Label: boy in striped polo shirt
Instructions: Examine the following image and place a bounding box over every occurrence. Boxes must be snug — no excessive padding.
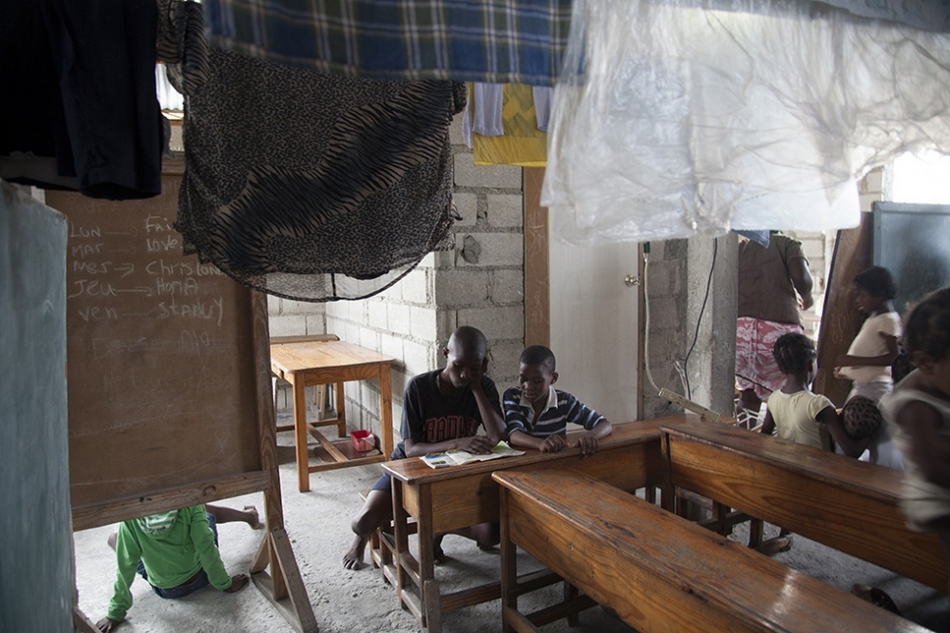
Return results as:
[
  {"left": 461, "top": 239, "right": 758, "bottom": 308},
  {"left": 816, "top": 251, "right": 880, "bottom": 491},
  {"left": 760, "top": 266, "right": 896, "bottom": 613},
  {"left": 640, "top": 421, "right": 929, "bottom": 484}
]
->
[{"left": 503, "top": 345, "right": 612, "bottom": 456}]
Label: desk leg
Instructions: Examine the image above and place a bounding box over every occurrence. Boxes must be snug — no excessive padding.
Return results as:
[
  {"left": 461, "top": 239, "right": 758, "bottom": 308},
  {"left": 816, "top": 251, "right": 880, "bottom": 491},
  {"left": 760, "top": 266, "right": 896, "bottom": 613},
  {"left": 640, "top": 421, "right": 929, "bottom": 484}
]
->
[
  {"left": 292, "top": 377, "right": 311, "bottom": 492},
  {"left": 416, "top": 487, "right": 443, "bottom": 633},
  {"left": 334, "top": 379, "right": 347, "bottom": 438},
  {"left": 393, "top": 481, "right": 410, "bottom": 609},
  {"left": 424, "top": 579, "right": 443, "bottom": 633},
  {"left": 379, "top": 366, "right": 394, "bottom": 459},
  {"left": 500, "top": 487, "right": 516, "bottom": 633}
]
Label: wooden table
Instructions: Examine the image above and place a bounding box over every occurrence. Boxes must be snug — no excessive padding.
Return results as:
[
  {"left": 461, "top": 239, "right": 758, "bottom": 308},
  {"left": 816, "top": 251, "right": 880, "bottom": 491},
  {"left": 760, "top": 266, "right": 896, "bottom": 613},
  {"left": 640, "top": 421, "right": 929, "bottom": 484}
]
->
[
  {"left": 270, "top": 339, "right": 396, "bottom": 492},
  {"left": 660, "top": 420, "right": 948, "bottom": 592},
  {"left": 382, "top": 416, "right": 679, "bottom": 632},
  {"left": 494, "top": 469, "right": 925, "bottom": 633}
]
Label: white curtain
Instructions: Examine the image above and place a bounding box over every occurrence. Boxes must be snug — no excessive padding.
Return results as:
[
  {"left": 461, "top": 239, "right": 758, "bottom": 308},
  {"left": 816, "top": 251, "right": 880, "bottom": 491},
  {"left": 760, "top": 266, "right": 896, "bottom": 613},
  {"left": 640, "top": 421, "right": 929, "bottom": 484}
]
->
[{"left": 543, "top": 0, "right": 950, "bottom": 244}]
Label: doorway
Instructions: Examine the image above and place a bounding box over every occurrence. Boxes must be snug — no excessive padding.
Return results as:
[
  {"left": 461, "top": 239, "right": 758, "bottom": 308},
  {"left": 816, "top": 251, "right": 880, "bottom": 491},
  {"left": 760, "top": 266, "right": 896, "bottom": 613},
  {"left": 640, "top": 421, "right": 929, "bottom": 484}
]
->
[{"left": 523, "top": 168, "right": 642, "bottom": 421}]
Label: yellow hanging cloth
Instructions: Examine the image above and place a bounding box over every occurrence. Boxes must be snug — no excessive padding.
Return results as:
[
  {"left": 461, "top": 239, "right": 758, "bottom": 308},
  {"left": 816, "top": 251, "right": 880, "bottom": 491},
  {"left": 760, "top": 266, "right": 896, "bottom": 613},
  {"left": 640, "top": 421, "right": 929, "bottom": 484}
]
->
[{"left": 472, "top": 83, "right": 548, "bottom": 167}]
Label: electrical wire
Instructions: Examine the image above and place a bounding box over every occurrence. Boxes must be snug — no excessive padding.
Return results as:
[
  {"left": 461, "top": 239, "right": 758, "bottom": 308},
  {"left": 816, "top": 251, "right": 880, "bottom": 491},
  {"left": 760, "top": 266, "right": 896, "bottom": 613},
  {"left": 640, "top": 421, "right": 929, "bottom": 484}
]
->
[{"left": 642, "top": 244, "right": 661, "bottom": 394}]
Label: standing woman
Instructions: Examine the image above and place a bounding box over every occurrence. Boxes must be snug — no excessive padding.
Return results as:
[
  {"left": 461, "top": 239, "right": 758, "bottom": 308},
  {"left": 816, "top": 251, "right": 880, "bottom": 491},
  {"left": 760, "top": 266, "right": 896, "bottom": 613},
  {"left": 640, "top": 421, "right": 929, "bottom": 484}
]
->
[{"left": 835, "top": 266, "right": 903, "bottom": 469}]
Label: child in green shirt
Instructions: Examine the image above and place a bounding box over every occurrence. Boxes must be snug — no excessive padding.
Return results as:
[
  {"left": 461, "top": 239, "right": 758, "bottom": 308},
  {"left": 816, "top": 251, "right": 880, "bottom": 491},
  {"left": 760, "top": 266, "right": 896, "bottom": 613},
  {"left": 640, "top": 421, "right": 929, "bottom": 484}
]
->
[{"left": 97, "top": 504, "right": 260, "bottom": 632}]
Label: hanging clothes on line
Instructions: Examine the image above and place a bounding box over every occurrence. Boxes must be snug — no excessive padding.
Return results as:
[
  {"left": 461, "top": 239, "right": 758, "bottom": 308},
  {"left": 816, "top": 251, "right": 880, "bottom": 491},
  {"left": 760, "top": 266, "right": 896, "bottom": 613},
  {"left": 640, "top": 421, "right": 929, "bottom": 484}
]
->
[
  {"left": 463, "top": 83, "right": 552, "bottom": 168},
  {"left": 542, "top": 0, "right": 950, "bottom": 245},
  {"left": 165, "top": 0, "right": 464, "bottom": 302},
  {"left": 0, "top": 0, "right": 164, "bottom": 200},
  {"left": 201, "top": 0, "right": 571, "bottom": 86}
]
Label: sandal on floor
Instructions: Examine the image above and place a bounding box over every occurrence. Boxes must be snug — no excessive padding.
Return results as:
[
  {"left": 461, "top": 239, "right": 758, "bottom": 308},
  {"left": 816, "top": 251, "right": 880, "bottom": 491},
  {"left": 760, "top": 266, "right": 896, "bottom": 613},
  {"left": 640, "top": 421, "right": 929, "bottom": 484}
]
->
[{"left": 851, "top": 584, "right": 902, "bottom": 616}]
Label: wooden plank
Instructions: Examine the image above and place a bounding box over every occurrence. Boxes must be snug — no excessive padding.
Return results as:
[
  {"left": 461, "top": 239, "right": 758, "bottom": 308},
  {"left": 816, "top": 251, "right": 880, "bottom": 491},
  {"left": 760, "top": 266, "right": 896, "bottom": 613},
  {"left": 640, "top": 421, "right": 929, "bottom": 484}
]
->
[
  {"left": 662, "top": 422, "right": 947, "bottom": 591},
  {"left": 293, "top": 377, "right": 311, "bottom": 493},
  {"left": 523, "top": 167, "right": 550, "bottom": 349},
  {"left": 269, "top": 340, "right": 395, "bottom": 374},
  {"left": 270, "top": 334, "right": 339, "bottom": 345},
  {"left": 662, "top": 420, "right": 902, "bottom": 498},
  {"left": 72, "top": 471, "right": 271, "bottom": 531},
  {"left": 385, "top": 418, "right": 669, "bottom": 485},
  {"left": 73, "top": 605, "right": 99, "bottom": 633},
  {"left": 270, "top": 528, "right": 317, "bottom": 631},
  {"left": 815, "top": 214, "right": 873, "bottom": 407},
  {"left": 494, "top": 469, "right": 926, "bottom": 633},
  {"left": 312, "top": 428, "right": 348, "bottom": 463}
]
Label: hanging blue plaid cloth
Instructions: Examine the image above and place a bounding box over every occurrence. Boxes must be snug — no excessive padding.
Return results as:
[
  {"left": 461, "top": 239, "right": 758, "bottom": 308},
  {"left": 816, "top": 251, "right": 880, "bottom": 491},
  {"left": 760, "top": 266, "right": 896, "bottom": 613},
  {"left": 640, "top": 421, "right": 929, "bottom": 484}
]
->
[{"left": 202, "top": 0, "right": 572, "bottom": 86}]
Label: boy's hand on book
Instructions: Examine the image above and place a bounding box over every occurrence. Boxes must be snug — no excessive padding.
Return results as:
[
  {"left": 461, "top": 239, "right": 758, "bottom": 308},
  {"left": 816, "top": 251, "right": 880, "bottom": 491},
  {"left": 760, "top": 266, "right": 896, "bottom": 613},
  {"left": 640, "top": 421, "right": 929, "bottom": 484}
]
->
[{"left": 460, "top": 435, "right": 495, "bottom": 454}]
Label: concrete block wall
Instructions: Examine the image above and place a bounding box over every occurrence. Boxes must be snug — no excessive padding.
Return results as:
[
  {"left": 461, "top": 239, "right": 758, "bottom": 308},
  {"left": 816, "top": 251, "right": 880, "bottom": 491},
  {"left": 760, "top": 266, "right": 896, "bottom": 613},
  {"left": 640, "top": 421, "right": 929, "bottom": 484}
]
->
[
  {"left": 640, "top": 168, "right": 887, "bottom": 420},
  {"left": 641, "top": 237, "right": 737, "bottom": 420},
  {"left": 317, "top": 115, "right": 526, "bottom": 443}
]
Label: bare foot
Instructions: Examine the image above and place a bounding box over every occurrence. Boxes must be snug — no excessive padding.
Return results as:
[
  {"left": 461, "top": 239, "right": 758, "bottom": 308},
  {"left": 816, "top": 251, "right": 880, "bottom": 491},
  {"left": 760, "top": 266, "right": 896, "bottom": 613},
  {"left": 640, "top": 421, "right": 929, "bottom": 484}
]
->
[
  {"left": 243, "top": 506, "right": 264, "bottom": 530},
  {"left": 343, "top": 535, "right": 366, "bottom": 570},
  {"left": 432, "top": 536, "right": 449, "bottom": 565}
]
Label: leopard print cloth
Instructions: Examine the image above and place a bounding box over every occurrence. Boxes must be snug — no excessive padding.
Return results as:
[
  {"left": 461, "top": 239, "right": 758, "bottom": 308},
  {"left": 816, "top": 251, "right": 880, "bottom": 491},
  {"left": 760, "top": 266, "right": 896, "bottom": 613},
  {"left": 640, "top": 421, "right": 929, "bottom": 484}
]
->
[
  {"left": 164, "top": 1, "right": 463, "bottom": 301},
  {"left": 841, "top": 395, "right": 883, "bottom": 441}
]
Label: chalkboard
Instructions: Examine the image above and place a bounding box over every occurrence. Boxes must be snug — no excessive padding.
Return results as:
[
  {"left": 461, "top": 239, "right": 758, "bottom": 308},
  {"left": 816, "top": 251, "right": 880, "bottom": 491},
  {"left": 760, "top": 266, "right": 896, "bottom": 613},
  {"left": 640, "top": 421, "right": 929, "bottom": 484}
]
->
[
  {"left": 46, "top": 162, "right": 273, "bottom": 529},
  {"left": 1, "top": 183, "right": 73, "bottom": 633},
  {"left": 873, "top": 201, "right": 950, "bottom": 315}
]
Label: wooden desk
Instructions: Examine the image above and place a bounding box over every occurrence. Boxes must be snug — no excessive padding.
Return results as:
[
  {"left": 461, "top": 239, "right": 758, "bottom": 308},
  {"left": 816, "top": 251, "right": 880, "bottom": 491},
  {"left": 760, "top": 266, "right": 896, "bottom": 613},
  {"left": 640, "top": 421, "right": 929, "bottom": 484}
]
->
[
  {"left": 660, "top": 420, "right": 948, "bottom": 592},
  {"left": 382, "top": 416, "right": 676, "bottom": 632},
  {"left": 494, "top": 470, "right": 925, "bottom": 633},
  {"left": 270, "top": 340, "right": 396, "bottom": 492}
]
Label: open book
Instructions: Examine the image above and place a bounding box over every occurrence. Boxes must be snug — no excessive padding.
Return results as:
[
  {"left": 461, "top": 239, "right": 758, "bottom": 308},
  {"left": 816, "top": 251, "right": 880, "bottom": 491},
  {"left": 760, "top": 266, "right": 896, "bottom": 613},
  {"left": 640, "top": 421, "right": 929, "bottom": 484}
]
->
[{"left": 420, "top": 441, "right": 525, "bottom": 469}]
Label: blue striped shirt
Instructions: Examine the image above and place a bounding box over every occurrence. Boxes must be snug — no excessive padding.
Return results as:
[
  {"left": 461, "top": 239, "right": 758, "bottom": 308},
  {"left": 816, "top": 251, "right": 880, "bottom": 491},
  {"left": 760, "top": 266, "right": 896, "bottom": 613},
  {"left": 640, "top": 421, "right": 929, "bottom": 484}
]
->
[{"left": 503, "top": 386, "right": 605, "bottom": 439}]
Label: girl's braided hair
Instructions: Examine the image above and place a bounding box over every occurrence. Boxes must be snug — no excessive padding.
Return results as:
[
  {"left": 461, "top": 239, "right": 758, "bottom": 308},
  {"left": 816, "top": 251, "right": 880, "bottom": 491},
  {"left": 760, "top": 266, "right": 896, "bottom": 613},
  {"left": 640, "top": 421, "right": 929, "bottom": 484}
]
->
[
  {"left": 903, "top": 286, "right": 950, "bottom": 361},
  {"left": 772, "top": 332, "right": 816, "bottom": 375}
]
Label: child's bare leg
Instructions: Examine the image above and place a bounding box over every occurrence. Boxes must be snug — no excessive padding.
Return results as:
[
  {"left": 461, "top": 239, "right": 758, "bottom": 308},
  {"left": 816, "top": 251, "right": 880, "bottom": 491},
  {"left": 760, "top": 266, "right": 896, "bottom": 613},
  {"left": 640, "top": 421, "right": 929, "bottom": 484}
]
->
[
  {"left": 206, "top": 504, "right": 263, "bottom": 529},
  {"left": 471, "top": 521, "right": 500, "bottom": 550},
  {"left": 343, "top": 490, "right": 392, "bottom": 570},
  {"left": 443, "top": 521, "right": 500, "bottom": 551},
  {"left": 433, "top": 533, "right": 447, "bottom": 564},
  {"left": 738, "top": 388, "right": 761, "bottom": 415}
]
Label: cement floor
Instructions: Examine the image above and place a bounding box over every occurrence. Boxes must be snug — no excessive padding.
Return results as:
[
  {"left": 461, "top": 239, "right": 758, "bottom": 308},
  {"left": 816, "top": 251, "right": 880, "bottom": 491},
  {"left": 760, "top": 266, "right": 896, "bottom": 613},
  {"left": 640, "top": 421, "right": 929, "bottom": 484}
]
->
[{"left": 73, "top": 423, "right": 949, "bottom": 633}]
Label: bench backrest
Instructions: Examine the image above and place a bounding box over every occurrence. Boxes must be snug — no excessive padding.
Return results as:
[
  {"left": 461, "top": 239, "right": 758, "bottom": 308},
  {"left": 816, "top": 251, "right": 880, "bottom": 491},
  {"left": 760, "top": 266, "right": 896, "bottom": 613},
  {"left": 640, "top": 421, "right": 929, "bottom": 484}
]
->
[
  {"left": 660, "top": 420, "right": 947, "bottom": 591},
  {"left": 493, "top": 469, "right": 926, "bottom": 633}
]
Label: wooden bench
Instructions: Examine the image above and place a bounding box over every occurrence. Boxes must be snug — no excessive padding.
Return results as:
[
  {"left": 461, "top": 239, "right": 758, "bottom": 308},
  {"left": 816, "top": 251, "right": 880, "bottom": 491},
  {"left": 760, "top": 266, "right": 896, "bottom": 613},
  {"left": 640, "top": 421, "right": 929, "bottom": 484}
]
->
[
  {"left": 660, "top": 420, "right": 948, "bottom": 592},
  {"left": 493, "top": 469, "right": 927, "bottom": 633}
]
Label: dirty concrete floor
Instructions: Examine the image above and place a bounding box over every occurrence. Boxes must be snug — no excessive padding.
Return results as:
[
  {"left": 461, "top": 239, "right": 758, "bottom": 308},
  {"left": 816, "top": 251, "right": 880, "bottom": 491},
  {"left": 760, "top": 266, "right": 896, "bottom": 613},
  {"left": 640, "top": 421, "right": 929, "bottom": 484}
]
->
[{"left": 73, "top": 421, "right": 949, "bottom": 633}]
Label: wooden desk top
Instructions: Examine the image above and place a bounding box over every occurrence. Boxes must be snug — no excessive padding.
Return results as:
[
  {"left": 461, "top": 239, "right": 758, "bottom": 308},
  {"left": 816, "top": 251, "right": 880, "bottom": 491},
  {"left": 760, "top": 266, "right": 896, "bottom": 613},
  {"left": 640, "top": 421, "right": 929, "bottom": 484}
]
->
[
  {"left": 384, "top": 415, "right": 686, "bottom": 485},
  {"left": 270, "top": 339, "right": 396, "bottom": 374},
  {"left": 660, "top": 420, "right": 903, "bottom": 502},
  {"left": 494, "top": 469, "right": 926, "bottom": 633}
]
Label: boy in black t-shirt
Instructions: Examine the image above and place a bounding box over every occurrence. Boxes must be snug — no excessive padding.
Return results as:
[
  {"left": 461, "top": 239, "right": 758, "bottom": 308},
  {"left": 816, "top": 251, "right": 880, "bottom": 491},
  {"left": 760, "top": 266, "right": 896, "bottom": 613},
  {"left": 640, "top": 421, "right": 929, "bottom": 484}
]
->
[{"left": 342, "top": 326, "right": 506, "bottom": 570}]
